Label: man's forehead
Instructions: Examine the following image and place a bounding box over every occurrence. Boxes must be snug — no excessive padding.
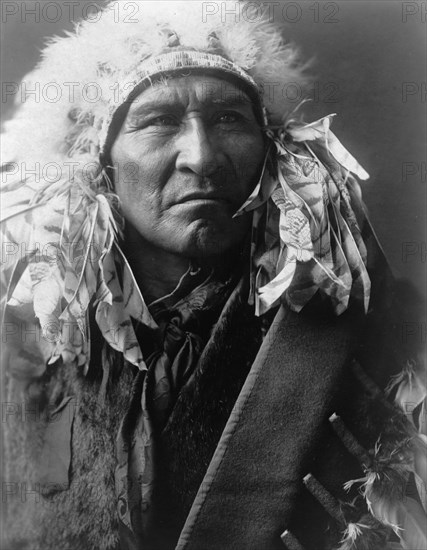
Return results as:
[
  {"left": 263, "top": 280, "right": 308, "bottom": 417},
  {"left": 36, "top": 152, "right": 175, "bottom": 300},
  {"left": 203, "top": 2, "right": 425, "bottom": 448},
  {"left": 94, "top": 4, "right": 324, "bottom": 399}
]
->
[{"left": 129, "top": 75, "right": 254, "bottom": 112}]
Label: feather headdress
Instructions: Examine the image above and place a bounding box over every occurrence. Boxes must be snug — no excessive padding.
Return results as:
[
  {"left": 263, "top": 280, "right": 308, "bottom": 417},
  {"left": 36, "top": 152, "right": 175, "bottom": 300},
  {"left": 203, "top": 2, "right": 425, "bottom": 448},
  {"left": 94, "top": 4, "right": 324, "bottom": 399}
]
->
[{"left": 1, "top": 0, "right": 370, "bottom": 371}]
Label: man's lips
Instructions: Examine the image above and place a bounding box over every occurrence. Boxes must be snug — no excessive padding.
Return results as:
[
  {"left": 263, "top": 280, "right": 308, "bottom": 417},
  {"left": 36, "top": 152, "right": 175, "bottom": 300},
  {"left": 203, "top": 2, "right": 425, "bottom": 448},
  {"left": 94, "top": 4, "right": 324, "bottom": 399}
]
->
[{"left": 175, "top": 192, "right": 233, "bottom": 205}]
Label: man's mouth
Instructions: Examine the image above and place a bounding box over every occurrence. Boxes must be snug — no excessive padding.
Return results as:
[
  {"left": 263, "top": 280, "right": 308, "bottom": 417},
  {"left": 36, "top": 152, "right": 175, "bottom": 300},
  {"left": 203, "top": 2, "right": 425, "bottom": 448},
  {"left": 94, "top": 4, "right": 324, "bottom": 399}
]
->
[{"left": 177, "top": 192, "right": 232, "bottom": 205}]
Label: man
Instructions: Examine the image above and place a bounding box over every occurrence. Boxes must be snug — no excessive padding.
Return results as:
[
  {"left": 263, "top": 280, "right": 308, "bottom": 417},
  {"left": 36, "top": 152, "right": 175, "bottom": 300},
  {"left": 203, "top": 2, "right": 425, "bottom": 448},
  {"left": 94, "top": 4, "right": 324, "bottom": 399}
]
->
[{"left": 1, "top": 2, "right": 425, "bottom": 549}]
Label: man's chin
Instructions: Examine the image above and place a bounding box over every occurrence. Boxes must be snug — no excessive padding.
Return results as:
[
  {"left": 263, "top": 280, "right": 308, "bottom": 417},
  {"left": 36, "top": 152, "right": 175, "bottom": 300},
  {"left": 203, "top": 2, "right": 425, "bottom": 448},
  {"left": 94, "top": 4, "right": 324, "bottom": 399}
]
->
[{"left": 165, "top": 219, "right": 249, "bottom": 259}]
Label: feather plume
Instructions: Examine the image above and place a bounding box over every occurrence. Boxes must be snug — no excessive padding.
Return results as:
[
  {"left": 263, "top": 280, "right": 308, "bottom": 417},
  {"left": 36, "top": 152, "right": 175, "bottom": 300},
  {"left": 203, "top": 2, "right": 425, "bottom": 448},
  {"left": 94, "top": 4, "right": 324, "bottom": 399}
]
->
[
  {"left": 287, "top": 115, "right": 370, "bottom": 180},
  {"left": 335, "top": 514, "right": 389, "bottom": 550},
  {"left": 412, "top": 435, "right": 427, "bottom": 512},
  {"left": 239, "top": 118, "right": 370, "bottom": 316},
  {"left": 1, "top": 168, "right": 147, "bottom": 372},
  {"left": 344, "top": 437, "right": 427, "bottom": 548},
  {"left": 385, "top": 359, "right": 426, "bottom": 421}
]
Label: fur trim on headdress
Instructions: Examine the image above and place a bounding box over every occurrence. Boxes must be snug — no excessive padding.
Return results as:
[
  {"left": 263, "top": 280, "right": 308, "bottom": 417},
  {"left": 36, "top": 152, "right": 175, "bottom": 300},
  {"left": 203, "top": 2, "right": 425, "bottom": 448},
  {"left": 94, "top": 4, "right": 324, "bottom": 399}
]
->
[{"left": 1, "top": 0, "right": 307, "bottom": 168}]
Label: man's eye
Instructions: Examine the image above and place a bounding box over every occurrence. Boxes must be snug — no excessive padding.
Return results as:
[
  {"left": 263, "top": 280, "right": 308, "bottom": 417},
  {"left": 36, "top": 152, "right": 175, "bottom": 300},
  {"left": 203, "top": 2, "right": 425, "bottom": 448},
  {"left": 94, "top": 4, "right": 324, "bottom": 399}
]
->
[
  {"left": 148, "top": 115, "right": 179, "bottom": 127},
  {"left": 214, "top": 112, "right": 244, "bottom": 124}
]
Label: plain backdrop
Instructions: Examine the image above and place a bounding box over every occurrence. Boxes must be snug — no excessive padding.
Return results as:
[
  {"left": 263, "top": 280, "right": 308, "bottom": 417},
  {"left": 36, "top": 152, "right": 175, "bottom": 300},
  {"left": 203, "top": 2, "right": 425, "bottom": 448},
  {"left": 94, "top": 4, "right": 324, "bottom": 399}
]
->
[{"left": 1, "top": 0, "right": 426, "bottom": 296}]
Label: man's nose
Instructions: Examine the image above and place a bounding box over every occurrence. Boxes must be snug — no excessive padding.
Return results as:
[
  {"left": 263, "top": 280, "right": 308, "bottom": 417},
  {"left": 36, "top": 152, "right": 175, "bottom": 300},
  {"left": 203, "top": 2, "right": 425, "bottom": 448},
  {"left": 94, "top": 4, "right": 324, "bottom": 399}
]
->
[{"left": 175, "top": 117, "right": 221, "bottom": 177}]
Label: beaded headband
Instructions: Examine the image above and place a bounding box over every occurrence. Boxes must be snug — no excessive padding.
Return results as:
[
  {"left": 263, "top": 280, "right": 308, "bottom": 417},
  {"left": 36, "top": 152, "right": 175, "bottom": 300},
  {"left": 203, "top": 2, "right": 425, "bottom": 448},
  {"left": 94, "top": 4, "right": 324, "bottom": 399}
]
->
[{"left": 99, "top": 50, "right": 265, "bottom": 155}]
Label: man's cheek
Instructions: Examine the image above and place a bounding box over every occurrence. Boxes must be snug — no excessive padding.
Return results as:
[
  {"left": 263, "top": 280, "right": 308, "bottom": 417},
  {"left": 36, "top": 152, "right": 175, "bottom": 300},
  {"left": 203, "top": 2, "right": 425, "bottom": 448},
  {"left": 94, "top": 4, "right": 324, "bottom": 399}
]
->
[{"left": 236, "top": 150, "right": 263, "bottom": 179}]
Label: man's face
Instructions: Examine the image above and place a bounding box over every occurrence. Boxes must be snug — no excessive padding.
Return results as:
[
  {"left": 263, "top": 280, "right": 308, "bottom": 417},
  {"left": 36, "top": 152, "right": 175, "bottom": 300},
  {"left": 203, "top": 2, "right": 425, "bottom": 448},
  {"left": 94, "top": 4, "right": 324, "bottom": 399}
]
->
[{"left": 110, "top": 75, "right": 265, "bottom": 258}]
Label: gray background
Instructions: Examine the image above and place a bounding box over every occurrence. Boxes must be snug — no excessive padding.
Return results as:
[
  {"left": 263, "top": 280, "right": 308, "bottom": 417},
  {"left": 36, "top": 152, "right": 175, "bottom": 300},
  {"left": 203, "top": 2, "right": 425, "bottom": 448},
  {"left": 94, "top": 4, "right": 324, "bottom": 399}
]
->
[{"left": 1, "top": 0, "right": 426, "bottom": 295}]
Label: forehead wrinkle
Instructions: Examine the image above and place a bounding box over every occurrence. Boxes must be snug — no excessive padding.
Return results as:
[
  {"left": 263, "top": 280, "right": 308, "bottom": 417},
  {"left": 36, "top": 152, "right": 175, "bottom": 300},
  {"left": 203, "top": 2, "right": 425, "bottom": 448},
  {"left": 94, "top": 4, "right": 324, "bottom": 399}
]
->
[
  {"left": 129, "top": 85, "right": 187, "bottom": 115},
  {"left": 211, "top": 96, "right": 253, "bottom": 107},
  {"left": 129, "top": 77, "right": 254, "bottom": 117}
]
